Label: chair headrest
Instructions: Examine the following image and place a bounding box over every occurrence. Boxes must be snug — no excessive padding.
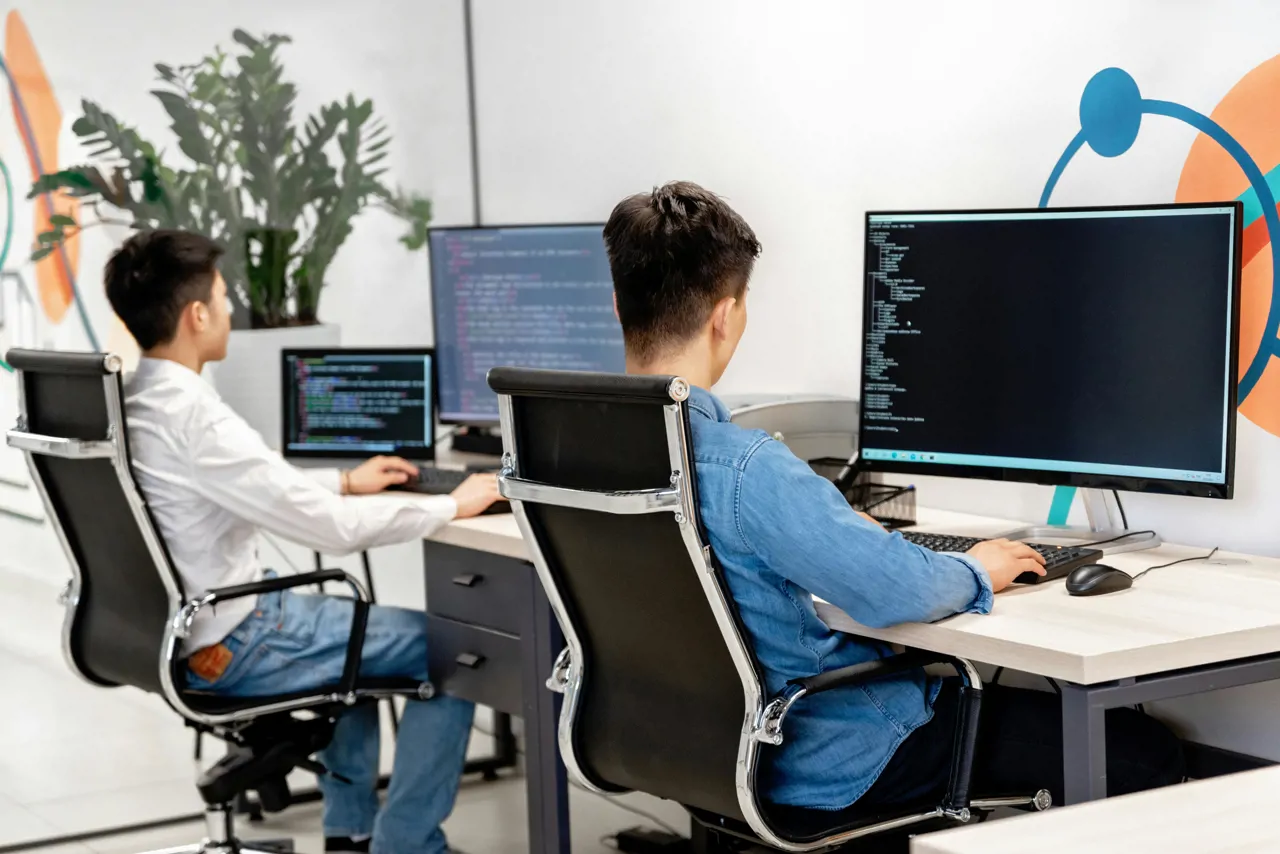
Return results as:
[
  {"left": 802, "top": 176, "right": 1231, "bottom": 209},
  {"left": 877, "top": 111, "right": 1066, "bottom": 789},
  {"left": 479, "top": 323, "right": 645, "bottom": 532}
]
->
[
  {"left": 5, "top": 349, "right": 122, "bottom": 376},
  {"left": 487, "top": 367, "right": 689, "bottom": 404}
]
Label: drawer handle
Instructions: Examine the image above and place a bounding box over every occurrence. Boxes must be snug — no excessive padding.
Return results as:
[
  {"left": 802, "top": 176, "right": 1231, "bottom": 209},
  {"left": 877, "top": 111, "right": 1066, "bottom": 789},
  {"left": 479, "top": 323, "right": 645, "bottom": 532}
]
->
[
  {"left": 452, "top": 573, "right": 483, "bottom": 588},
  {"left": 455, "top": 652, "right": 486, "bottom": 669}
]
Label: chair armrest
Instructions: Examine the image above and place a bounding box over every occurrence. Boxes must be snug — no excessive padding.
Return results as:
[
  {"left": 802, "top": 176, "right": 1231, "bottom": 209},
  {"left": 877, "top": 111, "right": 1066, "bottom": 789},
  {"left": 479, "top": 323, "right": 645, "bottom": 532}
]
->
[
  {"left": 786, "top": 649, "right": 953, "bottom": 695},
  {"left": 175, "top": 569, "right": 372, "bottom": 700},
  {"left": 758, "top": 648, "right": 983, "bottom": 816},
  {"left": 203, "top": 569, "right": 351, "bottom": 604}
]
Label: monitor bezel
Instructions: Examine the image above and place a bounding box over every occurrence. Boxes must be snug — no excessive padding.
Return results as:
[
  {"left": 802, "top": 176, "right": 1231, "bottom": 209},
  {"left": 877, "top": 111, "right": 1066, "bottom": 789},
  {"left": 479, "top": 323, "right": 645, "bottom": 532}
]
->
[
  {"left": 857, "top": 201, "right": 1242, "bottom": 500},
  {"left": 280, "top": 347, "right": 438, "bottom": 462},
  {"left": 427, "top": 222, "right": 610, "bottom": 426}
]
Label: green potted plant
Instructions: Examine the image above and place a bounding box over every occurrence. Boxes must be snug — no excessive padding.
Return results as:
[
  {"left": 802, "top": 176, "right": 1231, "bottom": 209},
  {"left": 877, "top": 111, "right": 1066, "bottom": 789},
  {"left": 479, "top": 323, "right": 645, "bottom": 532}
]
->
[{"left": 29, "top": 30, "right": 432, "bottom": 441}]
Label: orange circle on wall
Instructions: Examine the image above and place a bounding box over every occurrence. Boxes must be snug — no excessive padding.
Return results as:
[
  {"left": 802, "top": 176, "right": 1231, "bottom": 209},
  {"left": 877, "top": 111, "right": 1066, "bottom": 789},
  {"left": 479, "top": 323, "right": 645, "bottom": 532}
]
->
[
  {"left": 1176, "top": 54, "right": 1280, "bottom": 437},
  {"left": 5, "top": 11, "right": 80, "bottom": 325}
]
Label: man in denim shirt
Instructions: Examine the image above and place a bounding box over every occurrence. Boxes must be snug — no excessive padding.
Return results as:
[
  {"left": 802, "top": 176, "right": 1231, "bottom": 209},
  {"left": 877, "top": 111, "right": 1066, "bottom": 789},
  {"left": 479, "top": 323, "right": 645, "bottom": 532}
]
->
[{"left": 602, "top": 182, "right": 1183, "bottom": 812}]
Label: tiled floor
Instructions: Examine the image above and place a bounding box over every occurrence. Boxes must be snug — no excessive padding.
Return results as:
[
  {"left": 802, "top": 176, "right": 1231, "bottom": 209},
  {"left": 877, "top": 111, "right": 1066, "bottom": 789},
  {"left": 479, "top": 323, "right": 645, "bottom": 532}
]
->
[{"left": 0, "top": 566, "right": 689, "bottom": 853}]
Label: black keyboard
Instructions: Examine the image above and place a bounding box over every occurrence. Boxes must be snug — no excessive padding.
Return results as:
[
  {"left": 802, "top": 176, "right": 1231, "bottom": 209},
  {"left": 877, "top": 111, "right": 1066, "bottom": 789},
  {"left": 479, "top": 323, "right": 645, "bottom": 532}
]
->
[
  {"left": 901, "top": 531, "right": 1101, "bottom": 585},
  {"left": 387, "top": 467, "right": 512, "bottom": 514},
  {"left": 404, "top": 467, "right": 470, "bottom": 494}
]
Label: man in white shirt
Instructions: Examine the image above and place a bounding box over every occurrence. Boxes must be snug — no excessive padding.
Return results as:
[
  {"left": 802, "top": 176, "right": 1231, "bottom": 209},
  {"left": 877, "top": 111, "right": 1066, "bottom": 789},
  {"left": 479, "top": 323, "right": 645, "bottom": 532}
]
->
[{"left": 106, "top": 230, "right": 499, "bottom": 854}]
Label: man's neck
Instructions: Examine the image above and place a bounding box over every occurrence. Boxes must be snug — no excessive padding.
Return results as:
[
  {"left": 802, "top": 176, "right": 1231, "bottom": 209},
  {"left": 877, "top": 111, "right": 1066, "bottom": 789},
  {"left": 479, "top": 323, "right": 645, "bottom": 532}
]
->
[
  {"left": 626, "top": 352, "right": 716, "bottom": 390},
  {"left": 143, "top": 344, "right": 202, "bottom": 375}
]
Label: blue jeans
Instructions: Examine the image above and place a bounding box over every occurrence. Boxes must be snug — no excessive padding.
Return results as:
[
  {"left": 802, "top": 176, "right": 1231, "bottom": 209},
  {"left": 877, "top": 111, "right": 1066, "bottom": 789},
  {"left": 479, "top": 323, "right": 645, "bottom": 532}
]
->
[{"left": 186, "top": 587, "right": 475, "bottom": 854}]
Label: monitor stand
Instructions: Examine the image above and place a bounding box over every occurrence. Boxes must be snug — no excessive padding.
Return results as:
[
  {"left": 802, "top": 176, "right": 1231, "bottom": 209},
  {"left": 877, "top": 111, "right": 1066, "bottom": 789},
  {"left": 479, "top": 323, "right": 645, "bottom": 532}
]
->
[
  {"left": 450, "top": 427, "right": 505, "bottom": 457},
  {"left": 1001, "top": 488, "right": 1161, "bottom": 555}
]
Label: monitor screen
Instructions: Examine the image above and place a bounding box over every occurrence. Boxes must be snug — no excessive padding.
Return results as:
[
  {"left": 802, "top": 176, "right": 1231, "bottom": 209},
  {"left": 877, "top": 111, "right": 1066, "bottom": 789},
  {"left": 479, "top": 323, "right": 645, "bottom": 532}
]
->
[
  {"left": 858, "top": 203, "right": 1241, "bottom": 498},
  {"left": 429, "top": 224, "right": 625, "bottom": 423},
  {"left": 282, "top": 349, "right": 435, "bottom": 460}
]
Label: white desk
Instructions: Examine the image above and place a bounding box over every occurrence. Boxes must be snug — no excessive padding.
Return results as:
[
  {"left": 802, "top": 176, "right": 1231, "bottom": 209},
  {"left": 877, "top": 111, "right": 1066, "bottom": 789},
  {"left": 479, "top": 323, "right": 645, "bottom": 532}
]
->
[
  {"left": 815, "top": 508, "right": 1280, "bottom": 685},
  {"left": 911, "top": 766, "right": 1280, "bottom": 854},
  {"left": 431, "top": 508, "right": 1280, "bottom": 805},
  {"left": 431, "top": 513, "right": 529, "bottom": 561}
]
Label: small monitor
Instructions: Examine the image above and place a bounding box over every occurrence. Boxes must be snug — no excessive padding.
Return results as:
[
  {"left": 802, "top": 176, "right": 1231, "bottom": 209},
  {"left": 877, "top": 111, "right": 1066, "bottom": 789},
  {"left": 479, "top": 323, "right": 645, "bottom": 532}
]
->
[
  {"left": 282, "top": 348, "right": 436, "bottom": 461},
  {"left": 858, "top": 203, "right": 1241, "bottom": 498},
  {"left": 429, "top": 224, "right": 625, "bottom": 424}
]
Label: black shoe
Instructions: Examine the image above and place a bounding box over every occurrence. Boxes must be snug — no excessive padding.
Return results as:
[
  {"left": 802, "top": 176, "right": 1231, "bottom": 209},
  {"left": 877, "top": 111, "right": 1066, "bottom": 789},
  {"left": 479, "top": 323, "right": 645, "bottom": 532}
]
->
[{"left": 325, "top": 837, "right": 371, "bottom": 854}]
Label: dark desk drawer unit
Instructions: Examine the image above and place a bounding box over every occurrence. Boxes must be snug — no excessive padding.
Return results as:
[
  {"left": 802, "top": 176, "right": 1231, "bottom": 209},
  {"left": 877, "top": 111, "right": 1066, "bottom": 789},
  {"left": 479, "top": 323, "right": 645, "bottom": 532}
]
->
[
  {"left": 424, "top": 538, "right": 569, "bottom": 853},
  {"left": 425, "top": 542, "right": 531, "bottom": 636},
  {"left": 427, "top": 617, "right": 524, "bottom": 716}
]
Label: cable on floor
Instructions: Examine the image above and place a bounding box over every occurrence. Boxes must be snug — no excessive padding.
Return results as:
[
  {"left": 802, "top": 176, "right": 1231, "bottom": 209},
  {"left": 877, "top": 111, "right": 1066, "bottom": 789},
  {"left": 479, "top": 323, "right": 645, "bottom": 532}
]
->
[{"left": 569, "top": 780, "right": 684, "bottom": 837}]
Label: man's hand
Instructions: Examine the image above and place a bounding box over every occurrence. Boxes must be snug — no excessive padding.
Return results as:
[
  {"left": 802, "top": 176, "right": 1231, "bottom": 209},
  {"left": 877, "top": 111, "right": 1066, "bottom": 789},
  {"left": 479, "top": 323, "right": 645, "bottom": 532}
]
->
[
  {"left": 451, "top": 473, "right": 505, "bottom": 518},
  {"left": 966, "top": 538, "right": 1046, "bottom": 593},
  {"left": 856, "top": 511, "right": 885, "bottom": 530},
  {"left": 345, "top": 456, "right": 418, "bottom": 495}
]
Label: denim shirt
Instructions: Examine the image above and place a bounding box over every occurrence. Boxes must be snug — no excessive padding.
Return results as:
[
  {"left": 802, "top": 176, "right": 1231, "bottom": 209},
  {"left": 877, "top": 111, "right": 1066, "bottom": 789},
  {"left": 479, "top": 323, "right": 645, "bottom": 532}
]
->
[{"left": 687, "top": 387, "right": 993, "bottom": 809}]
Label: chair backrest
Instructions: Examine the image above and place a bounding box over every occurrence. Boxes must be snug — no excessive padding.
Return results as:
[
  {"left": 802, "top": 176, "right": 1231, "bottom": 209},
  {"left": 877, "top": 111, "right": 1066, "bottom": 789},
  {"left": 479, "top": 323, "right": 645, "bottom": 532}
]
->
[
  {"left": 488, "top": 368, "right": 765, "bottom": 822},
  {"left": 5, "top": 349, "right": 181, "bottom": 694}
]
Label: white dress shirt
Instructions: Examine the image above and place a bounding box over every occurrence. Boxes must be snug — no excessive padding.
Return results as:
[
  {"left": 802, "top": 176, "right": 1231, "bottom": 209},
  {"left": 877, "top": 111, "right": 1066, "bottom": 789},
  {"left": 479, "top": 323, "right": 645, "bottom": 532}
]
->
[{"left": 124, "top": 357, "right": 457, "bottom": 651}]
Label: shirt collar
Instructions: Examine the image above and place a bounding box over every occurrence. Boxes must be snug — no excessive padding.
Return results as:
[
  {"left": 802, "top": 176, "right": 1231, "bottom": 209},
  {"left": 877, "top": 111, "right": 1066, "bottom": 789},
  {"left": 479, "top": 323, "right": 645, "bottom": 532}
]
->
[
  {"left": 133, "top": 357, "right": 216, "bottom": 394},
  {"left": 687, "top": 385, "right": 732, "bottom": 423}
]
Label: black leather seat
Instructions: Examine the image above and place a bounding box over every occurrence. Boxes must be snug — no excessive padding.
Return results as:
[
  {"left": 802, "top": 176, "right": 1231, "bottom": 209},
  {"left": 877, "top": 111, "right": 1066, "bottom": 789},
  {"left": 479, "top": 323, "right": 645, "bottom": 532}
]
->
[
  {"left": 5, "top": 349, "right": 432, "bottom": 854},
  {"left": 487, "top": 367, "right": 1050, "bottom": 851}
]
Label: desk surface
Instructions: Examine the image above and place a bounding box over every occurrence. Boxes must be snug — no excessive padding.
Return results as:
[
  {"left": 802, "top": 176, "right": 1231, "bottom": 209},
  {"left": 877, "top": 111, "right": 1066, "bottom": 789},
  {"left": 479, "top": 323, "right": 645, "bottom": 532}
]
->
[
  {"left": 428, "top": 507, "right": 1280, "bottom": 685},
  {"left": 431, "top": 512, "right": 529, "bottom": 561},
  {"left": 816, "top": 508, "right": 1280, "bottom": 684},
  {"left": 912, "top": 766, "right": 1280, "bottom": 853}
]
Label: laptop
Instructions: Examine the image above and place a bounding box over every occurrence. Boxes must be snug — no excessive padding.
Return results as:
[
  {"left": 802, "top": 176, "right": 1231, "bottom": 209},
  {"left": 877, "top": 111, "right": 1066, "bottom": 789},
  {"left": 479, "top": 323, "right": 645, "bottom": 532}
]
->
[{"left": 280, "top": 347, "right": 488, "bottom": 497}]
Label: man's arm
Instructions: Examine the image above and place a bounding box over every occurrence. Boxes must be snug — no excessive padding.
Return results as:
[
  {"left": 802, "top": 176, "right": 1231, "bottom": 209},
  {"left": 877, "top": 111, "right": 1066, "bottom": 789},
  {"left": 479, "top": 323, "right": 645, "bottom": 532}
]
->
[
  {"left": 303, "top": 467, "right": 343, "bottom": 494},
  {"left": 186, "top": 406, "right": 456, "bottom": 555},
  {"left": 735, "top": 438, "right": 994, "bottom": 628}
]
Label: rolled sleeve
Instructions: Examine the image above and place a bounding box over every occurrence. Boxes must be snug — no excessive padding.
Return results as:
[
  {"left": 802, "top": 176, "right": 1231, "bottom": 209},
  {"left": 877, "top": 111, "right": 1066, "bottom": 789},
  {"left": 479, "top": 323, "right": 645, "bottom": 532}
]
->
[{"left": 942, "top": 552, "right": 994, "bottom": 615}]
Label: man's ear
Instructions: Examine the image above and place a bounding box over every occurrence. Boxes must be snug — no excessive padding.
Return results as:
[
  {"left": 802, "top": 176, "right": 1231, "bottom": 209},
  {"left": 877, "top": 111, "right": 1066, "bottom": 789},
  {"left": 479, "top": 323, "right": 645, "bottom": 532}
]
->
[
  {"left": 185, "top": 301, "right": 207, "bottom": 335},
  {"left": 612, "top": 291, "right": 620, "bottom": 323},
  {"left": 709, "top": 295, "right": 737, "bottom": 341}
]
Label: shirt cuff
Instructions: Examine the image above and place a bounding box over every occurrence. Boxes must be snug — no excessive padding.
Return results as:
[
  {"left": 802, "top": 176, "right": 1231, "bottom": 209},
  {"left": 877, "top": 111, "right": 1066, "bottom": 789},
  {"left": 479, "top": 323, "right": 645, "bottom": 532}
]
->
[
  {"left": 943, "top": 552, "right": 994, "bottom": 615},
  {"left": 422, "top": 494, "right": 458, "bottom": 522}
]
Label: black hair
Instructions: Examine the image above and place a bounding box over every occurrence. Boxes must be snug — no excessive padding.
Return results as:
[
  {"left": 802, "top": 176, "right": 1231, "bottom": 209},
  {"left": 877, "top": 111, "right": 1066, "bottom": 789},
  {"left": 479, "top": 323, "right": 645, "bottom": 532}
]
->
[
  {"left": 604, "top": 181, "right": 761, "bottom": 363},
  {"left": 104, "top": 230, "right": 225, "bottom": 349}
]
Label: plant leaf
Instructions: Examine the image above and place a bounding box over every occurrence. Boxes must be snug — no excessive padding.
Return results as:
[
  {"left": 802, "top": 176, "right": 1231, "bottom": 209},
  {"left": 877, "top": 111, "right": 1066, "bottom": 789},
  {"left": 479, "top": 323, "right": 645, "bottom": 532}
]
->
[
  {"left": 28, "top": 169, "right": 97, "bottom": 198},
  {"left": 48, "top": 214, "right": 77, "bottom": 227}
]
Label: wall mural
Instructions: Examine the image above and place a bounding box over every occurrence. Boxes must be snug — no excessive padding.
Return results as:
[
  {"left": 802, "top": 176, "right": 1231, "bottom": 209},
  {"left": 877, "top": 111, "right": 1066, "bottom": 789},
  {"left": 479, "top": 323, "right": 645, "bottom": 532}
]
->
[
  {"left": 1039, "top": 62, "right": 1280, "bottom": 522},
  {"left": 0, "top": 10, "right": 97, "bottom": 381}
]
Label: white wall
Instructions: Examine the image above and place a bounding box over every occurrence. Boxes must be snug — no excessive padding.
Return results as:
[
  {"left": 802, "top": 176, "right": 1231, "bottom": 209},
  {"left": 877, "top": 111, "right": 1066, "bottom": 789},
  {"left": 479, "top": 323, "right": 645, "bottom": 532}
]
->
[
  {"left": 0, "top": 0, "right": 473, "bottom": 581},
  {"left": 472, "top": 0, "right": 1280, "bottom": 552},
  {"left": 469, "top": 0, "right": 1280, "bottom": 759}
]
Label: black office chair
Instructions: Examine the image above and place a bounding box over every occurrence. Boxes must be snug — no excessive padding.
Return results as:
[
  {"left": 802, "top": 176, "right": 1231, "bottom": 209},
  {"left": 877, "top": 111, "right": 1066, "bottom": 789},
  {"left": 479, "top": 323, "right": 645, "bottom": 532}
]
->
[
  {"left": 487, "top": 368, "right": 1050, "bottom": 852},
  {"left": 4, "top": 349, "right": 431, "bottom": 854}
]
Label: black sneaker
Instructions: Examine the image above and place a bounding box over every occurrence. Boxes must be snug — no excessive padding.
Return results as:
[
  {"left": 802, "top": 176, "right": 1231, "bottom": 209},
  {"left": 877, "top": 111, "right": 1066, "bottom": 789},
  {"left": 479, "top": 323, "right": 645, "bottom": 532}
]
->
[{"left": 324, "top": 837, "right": 371, "bottom": 854}]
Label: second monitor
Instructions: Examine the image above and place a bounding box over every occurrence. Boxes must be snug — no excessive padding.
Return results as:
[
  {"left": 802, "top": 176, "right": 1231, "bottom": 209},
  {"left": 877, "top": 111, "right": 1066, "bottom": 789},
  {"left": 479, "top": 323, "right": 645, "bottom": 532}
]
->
[{"left": 429, "top": 223, "right": 626, "bottom": 424}]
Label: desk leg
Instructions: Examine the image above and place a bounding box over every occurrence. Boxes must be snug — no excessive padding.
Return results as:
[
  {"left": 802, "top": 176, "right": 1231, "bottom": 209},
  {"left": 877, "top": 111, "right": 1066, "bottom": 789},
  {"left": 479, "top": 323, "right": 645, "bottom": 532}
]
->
[
  {"left": 1060, "top": 683, "right": 1107, "bottom": 804},
  {"left": 522, "top": 577, "right": 569, "bottom": 853}
]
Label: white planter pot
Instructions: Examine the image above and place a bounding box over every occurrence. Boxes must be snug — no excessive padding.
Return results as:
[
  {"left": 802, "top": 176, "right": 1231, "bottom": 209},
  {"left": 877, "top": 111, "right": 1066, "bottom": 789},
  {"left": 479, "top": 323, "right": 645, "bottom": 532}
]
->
[{"left": 207, "top": 323, "right": 341, "bottom": 449}]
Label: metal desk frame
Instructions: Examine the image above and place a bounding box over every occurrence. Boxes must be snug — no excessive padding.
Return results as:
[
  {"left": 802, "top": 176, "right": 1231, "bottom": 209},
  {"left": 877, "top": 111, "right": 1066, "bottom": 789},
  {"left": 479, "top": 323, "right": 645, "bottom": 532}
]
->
[{"left": 1061, "top": 652, "right": 1280, "bottom": 803}]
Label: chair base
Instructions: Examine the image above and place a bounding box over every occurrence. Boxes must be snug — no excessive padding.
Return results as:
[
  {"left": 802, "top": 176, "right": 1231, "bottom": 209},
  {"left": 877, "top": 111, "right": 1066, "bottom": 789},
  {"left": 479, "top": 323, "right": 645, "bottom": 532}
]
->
[
  {"left": 142, "top": 845, "right": 292, "bottom": 854},
  {"left": 130, "top": 804, "right": 294, "bottom": 854}
]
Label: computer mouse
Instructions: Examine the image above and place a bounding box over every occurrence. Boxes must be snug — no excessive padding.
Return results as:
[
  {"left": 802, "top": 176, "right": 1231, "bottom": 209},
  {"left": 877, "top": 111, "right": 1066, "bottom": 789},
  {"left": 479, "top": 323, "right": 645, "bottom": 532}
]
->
[{"left": 1065, "top": 563, "right": 1133, "bottom": 596}]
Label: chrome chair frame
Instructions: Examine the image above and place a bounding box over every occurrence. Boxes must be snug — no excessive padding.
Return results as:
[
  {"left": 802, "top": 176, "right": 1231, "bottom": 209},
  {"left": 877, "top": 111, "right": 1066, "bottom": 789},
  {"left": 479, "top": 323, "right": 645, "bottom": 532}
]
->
[
  {"left": 5, "top": 350, "right": 428, "bottom": 854},
  {"left": 494, "top": 374, "right": 1049, "bottom": 852}
]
